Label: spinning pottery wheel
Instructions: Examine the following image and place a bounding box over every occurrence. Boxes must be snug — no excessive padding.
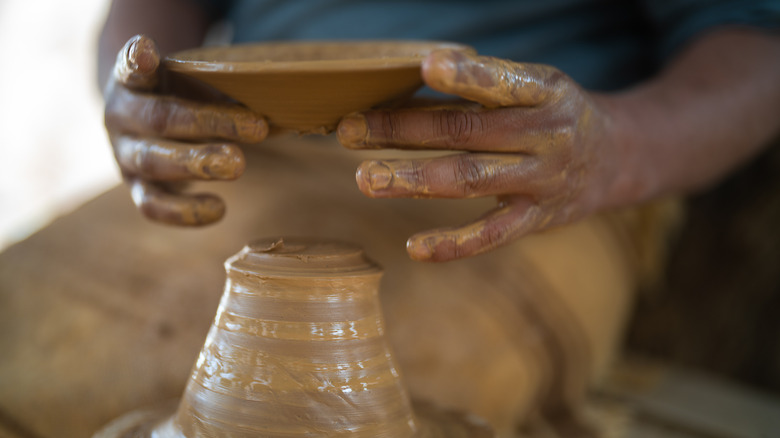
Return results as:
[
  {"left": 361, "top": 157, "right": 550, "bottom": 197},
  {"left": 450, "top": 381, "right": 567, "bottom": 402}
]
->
[{"left": 94, "top": 238, "right": 493, "bottom": 437}]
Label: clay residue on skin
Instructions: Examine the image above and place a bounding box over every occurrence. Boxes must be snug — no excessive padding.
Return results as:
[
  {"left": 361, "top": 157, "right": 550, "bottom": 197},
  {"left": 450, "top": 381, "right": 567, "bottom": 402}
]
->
[
  {"left": 337, "top": 113, "right": 370, "bottom": 147},
  {"left": 406, "top": 199, "right": 549, "bottom": 262},
  {"left": 337, "top": 46, "right": 604, "bottom": 262},
  {"left": 115, "top": 137, "right": 245, "bottom": 181},
  {"left": 356, "top": 154, "right": 562, "bottom": 200},
  {"left": 406, "top": 205, "right": 516, "bottom": 262},
  {"left": 130, "top": 180, "right": 225, "bottom": 226},
  {"left": 424, "top": 49, "right": 568, "bottom": 108},
  {"left": 105, "top": 85, "right": 268, "bottom": 143}
]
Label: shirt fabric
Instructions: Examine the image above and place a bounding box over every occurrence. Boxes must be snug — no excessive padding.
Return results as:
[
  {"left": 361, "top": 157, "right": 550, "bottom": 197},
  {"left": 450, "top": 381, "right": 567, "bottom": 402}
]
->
[{"left": 197, "top": 0, "right": 780, "bottom": 91}]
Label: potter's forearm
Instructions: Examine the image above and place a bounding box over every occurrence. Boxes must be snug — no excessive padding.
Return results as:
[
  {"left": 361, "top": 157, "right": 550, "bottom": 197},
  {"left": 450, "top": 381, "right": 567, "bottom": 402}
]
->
[
  {"left": 98, "top": 0, "right": 211, "bottom": 90},
  {"left": 606, "top": 28, "right": 780, "bottom": 206}
]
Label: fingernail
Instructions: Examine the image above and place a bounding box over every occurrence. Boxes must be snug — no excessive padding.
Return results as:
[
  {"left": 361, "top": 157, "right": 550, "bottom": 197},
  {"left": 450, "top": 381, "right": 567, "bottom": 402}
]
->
[
  {"left": 337, "top": 113, "right": 368, "bottom": 148},
  {"left": 196, "top": 145, "right": 245, "bottom": 179},
  {"left": 235, "top": 112, "right": 268, "bottom": 143},
  {"left": 406, "top": 238, "right": 433, "bottom": 261},
  {"left": 190, "top": 195, "right": 226, "bottom": 226},
  {"left": 126, "top": 38, "right": 139, "bottom": 65},
  {"left": 127, "top": 36, "right": 158, "bottom": 73},
  {"left": 366, "top": 161, "right": 393, "bottom": 191}
]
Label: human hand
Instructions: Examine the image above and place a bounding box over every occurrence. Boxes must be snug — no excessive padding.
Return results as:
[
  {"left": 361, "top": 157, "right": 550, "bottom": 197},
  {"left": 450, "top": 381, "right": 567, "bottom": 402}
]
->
[
  {"left": 104, "top": 35, "right": 268, "bottom": 225},
  {"left": 337, "top": 49, "right": 622, "bottom": 262}
]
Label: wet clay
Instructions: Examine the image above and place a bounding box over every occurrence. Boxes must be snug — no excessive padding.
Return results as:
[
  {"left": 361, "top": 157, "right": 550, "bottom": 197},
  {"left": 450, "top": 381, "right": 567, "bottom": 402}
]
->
[
  {"left": 94, "top": 237, "right": 492, "bottom": 438},
  {"left": 164, "top": 41, "right": 474, "bottom": 133}
]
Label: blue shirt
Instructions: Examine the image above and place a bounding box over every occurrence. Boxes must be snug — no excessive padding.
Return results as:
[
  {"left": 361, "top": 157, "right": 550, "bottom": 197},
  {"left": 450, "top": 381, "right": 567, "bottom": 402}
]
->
[{"left": 199, "top": 0, "right": 780, "bottom": 90}]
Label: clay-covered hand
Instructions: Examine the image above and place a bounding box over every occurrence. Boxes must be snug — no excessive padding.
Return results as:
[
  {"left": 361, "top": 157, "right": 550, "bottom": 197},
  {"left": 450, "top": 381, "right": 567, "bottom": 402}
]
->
[
  {"left": 337, "top": 49, "right": 622, "bottom": 262},
  {"left": 104, "top": 35, "right": 268, "bottom": 225}
]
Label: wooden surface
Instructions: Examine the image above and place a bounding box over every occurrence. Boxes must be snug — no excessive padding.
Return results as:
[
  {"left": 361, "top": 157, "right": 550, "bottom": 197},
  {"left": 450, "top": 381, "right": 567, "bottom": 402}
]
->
[
  {"left": 1, "top": 135, "right": 777, "bottom": 438},
  {"left": 600, "top": 358, "right": 780, "bottom": 438}
]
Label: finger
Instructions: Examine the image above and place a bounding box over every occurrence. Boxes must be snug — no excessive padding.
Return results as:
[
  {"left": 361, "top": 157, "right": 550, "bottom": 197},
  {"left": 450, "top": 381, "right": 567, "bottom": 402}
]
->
[
  {"left": 106, "top": 86, "right": 268, "bottom": 143},
  {"left": 338, "top": 105, "right": 570, "bottom": 152},
  {"left": 406, "top": 195, "right": 544, "bottom": 262},
  {"left": 114, "top": 135, "right": 245, "bottom": 181},
  {"left": 114, "top": 35, "right": 160, "bottom": 91},
  {"left": 129, "top": 179, "right": 225, "bottom": 226},
  {"left": 422, "top": 49, "right": 568, "bottom": 108},
  {"left": 355, "top": 154, "right": 561, "bottom": 199}
]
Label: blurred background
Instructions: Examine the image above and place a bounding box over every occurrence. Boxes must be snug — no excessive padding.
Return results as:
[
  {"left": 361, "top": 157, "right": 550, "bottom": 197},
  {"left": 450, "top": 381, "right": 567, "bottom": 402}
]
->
[{"left": 0, "top": 0, "right": 119, "bottom": 251}]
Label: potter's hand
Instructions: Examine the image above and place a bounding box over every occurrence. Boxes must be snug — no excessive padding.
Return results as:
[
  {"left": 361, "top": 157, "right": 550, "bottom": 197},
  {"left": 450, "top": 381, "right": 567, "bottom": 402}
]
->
[
  {"left": 337, "top": 50, "right": 620, "bottom": 262},
  {"left": 104, "top": 35, "right": 268, "bottom": 225}
]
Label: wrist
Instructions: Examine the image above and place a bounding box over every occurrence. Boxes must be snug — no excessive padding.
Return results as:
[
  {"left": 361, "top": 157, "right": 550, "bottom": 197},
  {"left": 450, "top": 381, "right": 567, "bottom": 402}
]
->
[
  {"left": 596, "top": 30, "right": 780, "bottom": 209},
  {"left": 591, "top": 91, "right": 660, "bottom": 210}
]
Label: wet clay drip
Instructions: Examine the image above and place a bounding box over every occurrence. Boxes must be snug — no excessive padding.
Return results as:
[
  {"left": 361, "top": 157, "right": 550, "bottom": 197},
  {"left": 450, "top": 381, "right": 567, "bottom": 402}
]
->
[{"left": 94, "top": 238, "right": 492, "bottom": 438}]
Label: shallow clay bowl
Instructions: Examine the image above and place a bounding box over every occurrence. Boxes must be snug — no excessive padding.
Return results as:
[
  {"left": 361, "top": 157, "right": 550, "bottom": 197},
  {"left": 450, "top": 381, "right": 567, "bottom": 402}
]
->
[{"left": 164, "top": 40, "right": 474, "bottom": 133}]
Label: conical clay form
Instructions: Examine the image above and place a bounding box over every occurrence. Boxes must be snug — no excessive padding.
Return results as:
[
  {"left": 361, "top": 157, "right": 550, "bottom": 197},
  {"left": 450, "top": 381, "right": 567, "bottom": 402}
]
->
[{"left": 95, "top": 238, "right": 492, "bottom": 438}]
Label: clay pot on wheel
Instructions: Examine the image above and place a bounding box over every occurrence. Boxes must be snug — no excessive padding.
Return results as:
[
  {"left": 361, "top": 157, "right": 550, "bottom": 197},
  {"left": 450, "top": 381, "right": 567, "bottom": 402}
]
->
[{"left": 94, "top": 237, "right": 492, "bottom": 437}]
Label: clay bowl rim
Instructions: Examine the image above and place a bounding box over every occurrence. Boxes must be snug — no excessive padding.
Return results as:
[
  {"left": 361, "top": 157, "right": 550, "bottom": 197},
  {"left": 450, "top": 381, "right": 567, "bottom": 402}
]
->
[{"left": 164, "top": 40, "right": 475, "bottom": 74}]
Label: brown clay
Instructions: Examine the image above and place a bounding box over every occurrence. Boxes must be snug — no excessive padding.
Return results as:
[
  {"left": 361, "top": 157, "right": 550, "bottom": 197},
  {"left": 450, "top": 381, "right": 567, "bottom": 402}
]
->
[
  {"left": 164, "top": 41, "right": 474, "bottom": 133},
  {"left": 94, "top": 237, "right": 492, "bottom": 438}
]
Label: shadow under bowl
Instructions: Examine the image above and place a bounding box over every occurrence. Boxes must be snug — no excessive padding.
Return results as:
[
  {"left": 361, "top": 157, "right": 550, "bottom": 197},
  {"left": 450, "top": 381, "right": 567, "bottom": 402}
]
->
[{"left": 164, "top": 40, "right": 474, "bottom": 133}]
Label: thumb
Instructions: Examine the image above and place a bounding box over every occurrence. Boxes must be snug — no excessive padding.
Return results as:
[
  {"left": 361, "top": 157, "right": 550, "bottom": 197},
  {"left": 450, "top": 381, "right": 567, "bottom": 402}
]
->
[
  {"left": 422, "top": 49, "right": 567, "bottom": 108},
  {"left": 113, "top": 34, "right": 160, "bottom": 91}
]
